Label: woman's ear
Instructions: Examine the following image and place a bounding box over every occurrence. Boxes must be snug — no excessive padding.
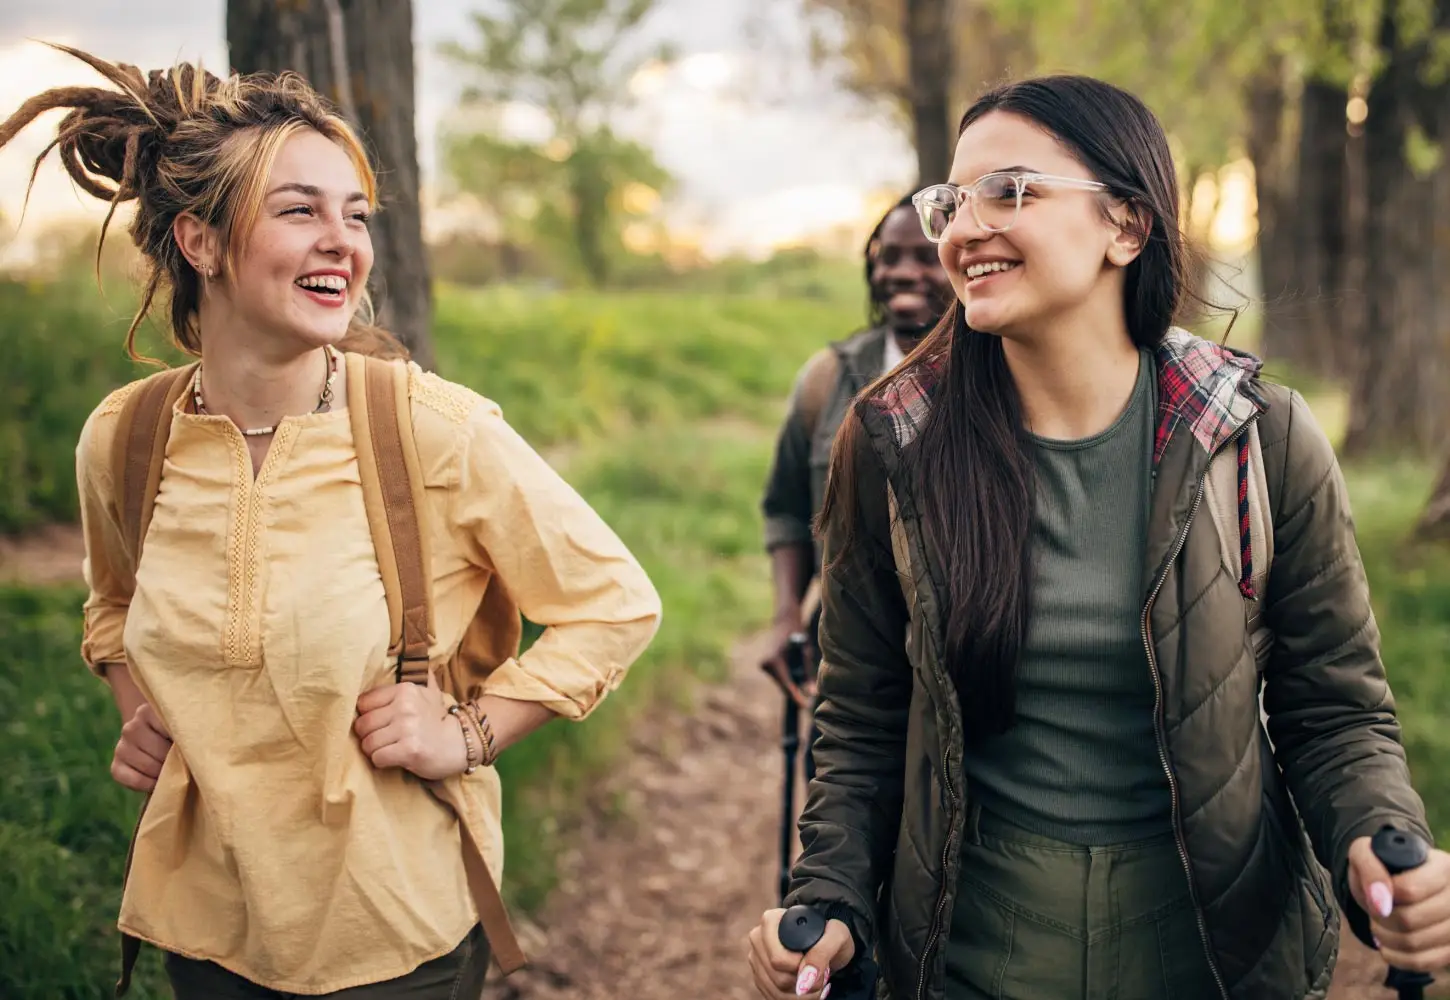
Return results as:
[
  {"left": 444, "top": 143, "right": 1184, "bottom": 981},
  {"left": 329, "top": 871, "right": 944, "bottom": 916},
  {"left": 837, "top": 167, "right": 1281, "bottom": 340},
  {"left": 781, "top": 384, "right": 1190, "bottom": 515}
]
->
[
  {"left": 174, "top": 213, "right": 221, "bottom": 278},
  {"left": 1106, "top": 202, "right": 1149, "bottom": 268}
]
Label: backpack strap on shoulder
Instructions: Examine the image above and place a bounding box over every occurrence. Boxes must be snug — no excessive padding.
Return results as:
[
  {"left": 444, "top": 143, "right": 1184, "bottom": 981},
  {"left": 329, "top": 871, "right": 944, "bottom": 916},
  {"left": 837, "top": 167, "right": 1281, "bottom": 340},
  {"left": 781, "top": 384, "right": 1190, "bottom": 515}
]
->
[
  {"left": 347, "top": 353, "right": 435, "bottom": 684},
  {"left": 798, "top": 347, "right": 843, "bottom": 442},
  {"left": 1205, "top": 419, "right": 1275, "bottom": 672},
  {"left": 109, "top": 363, "right": 193, "bottom": 998},
  {"left": 344, "top": 352, "right": 529, "bottom": 975},
  {"left": 111, "top": 364, "right": 197, "bottom": 570},
  {"left": 885, "top": 483, "right": 917, "bottom": 613},
  {"left": 1243, "top": 421, "right": 1273, "bottom": 617}
]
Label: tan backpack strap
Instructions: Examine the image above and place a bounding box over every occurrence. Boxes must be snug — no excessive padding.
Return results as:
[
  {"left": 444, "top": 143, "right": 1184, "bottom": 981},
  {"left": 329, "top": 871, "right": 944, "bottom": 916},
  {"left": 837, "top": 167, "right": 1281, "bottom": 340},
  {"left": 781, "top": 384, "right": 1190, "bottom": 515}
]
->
[
  {"left": 461, "top": 829, "right": 528, "bottom": 973},
  {"left": 110, "top": 366, "right": 191, "bottom": 997},
  {"left": 111, "top": 365, "right": 195, "bottom": 568},
  {"left": 885, "top": 483, "right": 917, "bottom": 613},
  {"left": 345, "top": 353, "right": 528, "bottom": 974},
  {"left": 797, "top": 348, "right": 842, "bottom": 441},
  {"left": 1244, "top": 421, "right": 1273, "bottom": 612},
  {"left": 347, "top": 353, "right": 435, "bottom": 683},
  {"left": 1204, "top": 421, "right": 1275, "bottom": 672}
]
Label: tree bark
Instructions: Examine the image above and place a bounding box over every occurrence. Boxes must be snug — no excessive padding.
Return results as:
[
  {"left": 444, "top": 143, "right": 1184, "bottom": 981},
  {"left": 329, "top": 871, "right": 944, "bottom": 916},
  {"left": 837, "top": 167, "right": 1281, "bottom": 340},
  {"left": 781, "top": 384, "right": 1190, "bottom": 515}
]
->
[
  {"left": 1245, "top": 65, "right": 1300, "bottom": 360},
  {"left": 1286, "top": 79, "right": 1356, "bottom": 380},
  {"left": 227, "top": 0, "right": 436, "bottom": 371},
  {"left": 1341, "top": 0, "right": 1450, "bottom": 458},
  {"left": 905, "top": 0, "right": 954, "bottom": 186},
  {"left": 1415, "top": 451, "right": 1450, "bottom": 542}
]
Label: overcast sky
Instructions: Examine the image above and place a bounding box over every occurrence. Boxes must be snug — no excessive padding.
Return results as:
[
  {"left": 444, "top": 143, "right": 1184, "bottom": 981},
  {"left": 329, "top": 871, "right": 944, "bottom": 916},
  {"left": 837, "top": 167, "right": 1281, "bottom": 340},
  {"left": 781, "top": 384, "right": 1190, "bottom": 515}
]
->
[{"left": 0, "top": 0, "right": 916, "bottom": 257}]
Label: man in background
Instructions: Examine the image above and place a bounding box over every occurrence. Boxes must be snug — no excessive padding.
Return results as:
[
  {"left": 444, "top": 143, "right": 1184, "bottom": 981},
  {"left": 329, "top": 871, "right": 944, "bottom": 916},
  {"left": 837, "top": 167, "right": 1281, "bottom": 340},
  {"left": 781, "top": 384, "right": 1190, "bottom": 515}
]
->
[{"left": 759, "top": 193, "right": 952, "bottom": 777}]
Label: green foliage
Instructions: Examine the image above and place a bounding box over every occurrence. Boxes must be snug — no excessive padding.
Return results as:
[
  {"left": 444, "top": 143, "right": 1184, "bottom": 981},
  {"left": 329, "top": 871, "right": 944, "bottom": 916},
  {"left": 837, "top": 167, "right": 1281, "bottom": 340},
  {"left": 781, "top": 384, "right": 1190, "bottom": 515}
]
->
[
  {"left": 1345, "top": 462, "right": 1450, "bottom": 836},
  {"left": 444, "top": 0, "right": 668, "bottom": 129},
  {"left": 442, "top": 126, "right": 671, "bottom": 286},
  {"left": 0, "top": 586, "right": 168, "bottom": 998},
  {"left": 0, "top": 278, "right": 172, "bottom": 533},
  {"left": 440, "top": 0, "right": 675, "bottom": 286},
  {"left": 433, "top": 281, "right": 864, "bottom": 442}
]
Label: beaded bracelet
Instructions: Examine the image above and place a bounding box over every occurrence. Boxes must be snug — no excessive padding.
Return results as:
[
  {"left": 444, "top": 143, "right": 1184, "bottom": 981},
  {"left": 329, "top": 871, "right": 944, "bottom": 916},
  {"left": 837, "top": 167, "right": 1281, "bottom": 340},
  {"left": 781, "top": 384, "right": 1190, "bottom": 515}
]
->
[
  {"left": 464, "top": 700, "right": 499, "bottom": 767},
  {"left": 448, "top": 704, "right": 482, "bottom": 774}
]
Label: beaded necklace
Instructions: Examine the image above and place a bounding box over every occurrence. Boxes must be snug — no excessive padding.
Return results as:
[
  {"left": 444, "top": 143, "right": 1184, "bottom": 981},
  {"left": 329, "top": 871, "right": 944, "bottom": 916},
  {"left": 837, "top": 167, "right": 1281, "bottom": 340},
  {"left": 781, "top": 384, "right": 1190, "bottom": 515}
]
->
[{"left": 191, "top": 345, "right": 340, "bottom": 437}]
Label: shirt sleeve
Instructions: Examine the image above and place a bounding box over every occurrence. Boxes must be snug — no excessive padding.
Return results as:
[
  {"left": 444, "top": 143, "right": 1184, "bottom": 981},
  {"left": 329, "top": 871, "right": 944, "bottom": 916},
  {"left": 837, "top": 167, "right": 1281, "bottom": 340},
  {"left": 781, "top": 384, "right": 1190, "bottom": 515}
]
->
[
  {"left": 452, "top": 399, "right": 662, "bottom": 720},
  {"left": 761, "top": 362, "right": 818, "bottom": 551},
  {"left": 75, "top": 401, "right": 134, "bottom": 676}
]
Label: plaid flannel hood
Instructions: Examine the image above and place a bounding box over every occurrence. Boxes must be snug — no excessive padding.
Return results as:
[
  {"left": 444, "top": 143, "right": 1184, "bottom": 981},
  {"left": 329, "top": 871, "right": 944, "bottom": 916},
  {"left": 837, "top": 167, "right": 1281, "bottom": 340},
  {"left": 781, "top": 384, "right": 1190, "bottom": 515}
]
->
[{"left": 872, "top": 325, "right": 1268, "bottom": 593}]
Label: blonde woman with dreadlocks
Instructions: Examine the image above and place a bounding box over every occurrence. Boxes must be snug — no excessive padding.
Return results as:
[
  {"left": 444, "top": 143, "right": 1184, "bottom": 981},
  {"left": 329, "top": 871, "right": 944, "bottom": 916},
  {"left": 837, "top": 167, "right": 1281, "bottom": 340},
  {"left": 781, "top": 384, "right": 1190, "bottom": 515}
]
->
[{"left": 1, "top": 46, "right": 661, "bottom": 999}]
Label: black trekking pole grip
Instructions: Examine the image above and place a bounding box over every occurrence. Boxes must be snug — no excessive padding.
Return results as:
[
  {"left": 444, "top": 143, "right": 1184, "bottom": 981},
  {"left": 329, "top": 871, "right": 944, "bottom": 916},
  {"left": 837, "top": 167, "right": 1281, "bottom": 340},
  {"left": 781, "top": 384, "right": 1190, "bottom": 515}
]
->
[
  {"left": 1371, "top": 825, "right": 1435, "bottom": 1000},
  {"left": 785, "top": 632, "right": 810, "bottom": 688},
  {"left": 778, "top": 904, "right": 827, "bottom": 953}
]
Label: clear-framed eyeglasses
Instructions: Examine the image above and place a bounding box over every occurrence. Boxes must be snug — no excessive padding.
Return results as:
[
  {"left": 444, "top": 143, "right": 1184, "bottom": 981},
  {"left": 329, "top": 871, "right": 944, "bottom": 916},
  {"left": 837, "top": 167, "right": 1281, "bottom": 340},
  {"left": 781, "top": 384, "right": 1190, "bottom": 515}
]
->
[{"left": 911, "top": 172, "right": 1110, "bottom": 243}]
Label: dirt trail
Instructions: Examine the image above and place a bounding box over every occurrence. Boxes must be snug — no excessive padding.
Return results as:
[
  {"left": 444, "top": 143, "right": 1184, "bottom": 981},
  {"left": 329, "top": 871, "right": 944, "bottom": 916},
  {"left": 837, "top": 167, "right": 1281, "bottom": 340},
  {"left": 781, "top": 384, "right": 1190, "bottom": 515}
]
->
[
  {"left": 0, "top": 523, "right": 86, "bottom": 585},
  {"left": 0, "top": 526, "right": 1435, "bottom": 998},
  {"left": 483, "top": 631, "right": 785, "bottom": 1000}
]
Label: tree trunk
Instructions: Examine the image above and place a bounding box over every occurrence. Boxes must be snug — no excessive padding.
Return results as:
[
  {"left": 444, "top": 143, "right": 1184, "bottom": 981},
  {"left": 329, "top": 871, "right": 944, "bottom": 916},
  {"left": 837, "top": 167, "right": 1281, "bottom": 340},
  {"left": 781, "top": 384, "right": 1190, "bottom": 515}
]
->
[
  {"left": 568, "top": 146, "right": 611, "bottom": 287},
  {"left": 905, "top": 0, "right": 954, "bottom": 186},
  {"left": 1341, "top": 0, "right": 1450, "bottom": 458},
  {"left": 1415, "top": 451, "right": 1450, "bottom": 541},
  {"left": 1287, "top": 79, "right": 1356, "bottom": 380},
  {"left": 227, "top": 0, "right": 436, "bottom": 371},
  {"left": 1245, "top": 65, "right": 1300, "bottom": 361}
]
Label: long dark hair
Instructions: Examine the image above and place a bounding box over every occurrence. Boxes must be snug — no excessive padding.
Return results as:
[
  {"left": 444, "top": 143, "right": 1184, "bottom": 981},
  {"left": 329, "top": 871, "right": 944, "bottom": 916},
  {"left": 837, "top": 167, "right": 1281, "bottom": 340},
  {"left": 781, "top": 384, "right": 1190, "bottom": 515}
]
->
[{"left": 820, "top": 76, "right": 1190, "bottom": 740}]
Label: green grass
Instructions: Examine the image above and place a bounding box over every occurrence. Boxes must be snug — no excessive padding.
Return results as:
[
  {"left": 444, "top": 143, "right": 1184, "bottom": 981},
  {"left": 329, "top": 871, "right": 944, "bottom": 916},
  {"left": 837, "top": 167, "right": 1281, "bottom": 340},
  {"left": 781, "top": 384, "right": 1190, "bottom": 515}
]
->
[
  {"left": 0, "top": 586, "right": 168, "bottom": 998},
  {"left": 1346, "top": 461, "right": 1450, "bottom": 837}
]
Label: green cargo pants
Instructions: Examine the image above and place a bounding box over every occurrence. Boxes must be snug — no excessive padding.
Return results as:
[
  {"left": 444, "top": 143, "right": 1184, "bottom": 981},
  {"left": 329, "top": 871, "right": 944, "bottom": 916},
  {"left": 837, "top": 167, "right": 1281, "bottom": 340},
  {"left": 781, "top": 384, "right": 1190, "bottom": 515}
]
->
[{"left": 944, "top": 804, "right": 1221, "bottom": 1000}]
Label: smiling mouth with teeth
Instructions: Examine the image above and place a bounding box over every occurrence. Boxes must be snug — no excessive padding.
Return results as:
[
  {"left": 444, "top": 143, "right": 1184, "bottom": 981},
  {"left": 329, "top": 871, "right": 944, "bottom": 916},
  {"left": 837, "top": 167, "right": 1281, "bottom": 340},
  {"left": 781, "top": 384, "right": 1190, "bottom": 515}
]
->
[
  {"left": 295, "top": 275, "right": 349, "bottom": 297},
  {"left": 964, "top": 261, "right": 1019, "bottom": 281}
]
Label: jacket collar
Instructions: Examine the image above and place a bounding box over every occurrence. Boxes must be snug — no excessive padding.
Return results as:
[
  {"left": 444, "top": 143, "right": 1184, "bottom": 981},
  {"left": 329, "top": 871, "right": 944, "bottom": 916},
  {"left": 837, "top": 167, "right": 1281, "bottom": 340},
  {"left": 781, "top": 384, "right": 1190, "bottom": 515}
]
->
[
  {"left": 1152, "top": 327, "right": 1265, "bottom": 465},
  {"left": 872, "top": 326, "right": 1265, "bottom": 457}
]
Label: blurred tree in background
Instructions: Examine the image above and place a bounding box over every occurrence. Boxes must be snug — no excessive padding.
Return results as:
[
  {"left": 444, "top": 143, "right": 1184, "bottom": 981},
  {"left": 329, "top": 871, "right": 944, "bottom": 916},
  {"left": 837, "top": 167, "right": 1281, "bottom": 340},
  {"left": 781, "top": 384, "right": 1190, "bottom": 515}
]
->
[{"left": 441, "top": 0, "right": 676, "bottom": 287}]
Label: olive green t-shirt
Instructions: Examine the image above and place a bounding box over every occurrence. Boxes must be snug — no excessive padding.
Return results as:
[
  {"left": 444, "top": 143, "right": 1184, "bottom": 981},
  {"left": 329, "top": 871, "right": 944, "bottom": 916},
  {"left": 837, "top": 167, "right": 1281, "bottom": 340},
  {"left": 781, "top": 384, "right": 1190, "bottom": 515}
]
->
[{"left": 963, "top": 349, "right": 1173, "bottom": 845}]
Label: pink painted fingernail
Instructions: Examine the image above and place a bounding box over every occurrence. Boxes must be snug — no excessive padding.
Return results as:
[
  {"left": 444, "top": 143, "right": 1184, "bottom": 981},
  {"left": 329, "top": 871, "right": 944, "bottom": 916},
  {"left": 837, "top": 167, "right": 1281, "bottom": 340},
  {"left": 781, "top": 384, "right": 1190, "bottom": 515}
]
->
[
  {"left": 821, "top": 985, "right": 832, "bottom": 1000},
  {"left": 1373, "top": 935, "right": 1382, "bottom": 950},
  {"left": 795, "top": 966, "right": 819, "bottom": 995},
  {"left": 1370, "top": 882, "right": 1394, "bottom": 918}
]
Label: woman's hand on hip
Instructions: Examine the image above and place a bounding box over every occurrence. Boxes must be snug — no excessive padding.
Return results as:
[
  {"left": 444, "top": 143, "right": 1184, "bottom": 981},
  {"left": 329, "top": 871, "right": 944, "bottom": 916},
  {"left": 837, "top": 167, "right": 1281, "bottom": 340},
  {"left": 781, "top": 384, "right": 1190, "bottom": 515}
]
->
[
  {"left": 1349, "top": 835, "right": 1450, "bottom": 973},
  {"left": 747, "top": 908, "right": 854, "bottom": 999},
  {"left": 354, "top": 672, "right": 468, "bottom": 781},
  {"left": 112, "top": 701, "right": 173, "bottom": 792}
]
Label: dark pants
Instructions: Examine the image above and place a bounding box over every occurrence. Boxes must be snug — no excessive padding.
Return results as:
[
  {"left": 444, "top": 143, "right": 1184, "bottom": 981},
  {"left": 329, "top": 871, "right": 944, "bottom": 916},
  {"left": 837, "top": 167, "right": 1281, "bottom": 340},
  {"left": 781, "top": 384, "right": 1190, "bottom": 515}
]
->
[{"left": 165, "top": 924, "right": 490, "bottom": 1000}]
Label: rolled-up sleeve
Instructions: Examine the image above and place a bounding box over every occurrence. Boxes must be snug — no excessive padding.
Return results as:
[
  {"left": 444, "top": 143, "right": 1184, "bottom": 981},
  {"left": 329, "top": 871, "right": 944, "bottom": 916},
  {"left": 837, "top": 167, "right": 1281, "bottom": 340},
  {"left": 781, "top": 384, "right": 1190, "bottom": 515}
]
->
[
  {"left": 453, "top": 400, "right": 662, "bottom": 720},
  {"left": 76, "top": 403, "right": 133, "bottom": 675}
]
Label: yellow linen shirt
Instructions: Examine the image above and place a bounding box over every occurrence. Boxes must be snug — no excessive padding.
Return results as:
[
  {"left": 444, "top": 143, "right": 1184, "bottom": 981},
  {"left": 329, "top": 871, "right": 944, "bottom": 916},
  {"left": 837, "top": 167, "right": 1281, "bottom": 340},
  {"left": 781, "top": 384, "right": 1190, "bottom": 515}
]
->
[{"left": 77, "top": 361, "right": 661, "bottom": 994}]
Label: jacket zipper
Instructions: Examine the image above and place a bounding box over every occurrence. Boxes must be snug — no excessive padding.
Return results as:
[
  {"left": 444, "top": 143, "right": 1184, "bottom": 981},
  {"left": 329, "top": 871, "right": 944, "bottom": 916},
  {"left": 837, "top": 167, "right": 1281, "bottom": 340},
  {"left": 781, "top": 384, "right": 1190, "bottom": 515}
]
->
[
  {"left": 1141, "top": 420, "right": 1260, "bottom": 1000},
  {"left": 915, "top": 767, "right": 956, "bottom": 1000}
]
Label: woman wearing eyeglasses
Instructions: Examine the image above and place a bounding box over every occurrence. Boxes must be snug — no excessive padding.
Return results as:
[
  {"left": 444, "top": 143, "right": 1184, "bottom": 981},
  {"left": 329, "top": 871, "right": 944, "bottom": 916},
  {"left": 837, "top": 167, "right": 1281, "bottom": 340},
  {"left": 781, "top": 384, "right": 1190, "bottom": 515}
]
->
[{"left": 745, "top": 75, "right": 1447, "bottom": 1000}]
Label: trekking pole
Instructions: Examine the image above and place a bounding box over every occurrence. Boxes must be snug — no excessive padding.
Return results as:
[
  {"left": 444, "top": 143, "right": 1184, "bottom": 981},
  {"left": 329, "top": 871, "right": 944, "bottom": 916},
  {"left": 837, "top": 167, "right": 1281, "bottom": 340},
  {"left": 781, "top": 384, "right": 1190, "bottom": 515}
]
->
[
  {"left": 777, "top": 632, "right": 810, "bottom": 905},
  {"left": 1372, "top": 826, "right": 1436, "bottom": 1000}
]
